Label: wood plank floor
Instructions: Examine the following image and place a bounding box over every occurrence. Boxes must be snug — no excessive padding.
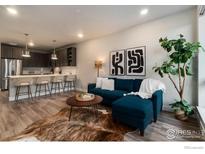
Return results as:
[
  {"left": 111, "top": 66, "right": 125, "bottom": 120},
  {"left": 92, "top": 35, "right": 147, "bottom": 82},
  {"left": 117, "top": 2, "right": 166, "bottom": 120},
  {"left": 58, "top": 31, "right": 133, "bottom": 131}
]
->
[
  {"left": 0, "top": 91, "right": 72, "bottom": 140},
  {"left": 0, "top": 91, "right": 204, "bottom": 141}
]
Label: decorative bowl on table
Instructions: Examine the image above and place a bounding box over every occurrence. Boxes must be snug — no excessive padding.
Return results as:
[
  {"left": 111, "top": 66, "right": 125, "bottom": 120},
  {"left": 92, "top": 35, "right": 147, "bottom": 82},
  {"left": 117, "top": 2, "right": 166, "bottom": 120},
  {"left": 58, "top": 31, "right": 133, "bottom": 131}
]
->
[{"left": 75, "top": 92, "right": 95, "bottom": 102}]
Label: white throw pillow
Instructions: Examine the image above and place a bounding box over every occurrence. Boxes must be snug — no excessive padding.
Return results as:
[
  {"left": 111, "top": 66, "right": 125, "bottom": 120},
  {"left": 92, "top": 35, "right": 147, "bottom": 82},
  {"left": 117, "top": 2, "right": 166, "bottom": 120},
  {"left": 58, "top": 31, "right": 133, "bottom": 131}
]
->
[
  {"left": 96, "top": 77, "right": 107, "bottom": 88},
  {"left": 101, "top": 79, "right": 114, "bottom": 91}
]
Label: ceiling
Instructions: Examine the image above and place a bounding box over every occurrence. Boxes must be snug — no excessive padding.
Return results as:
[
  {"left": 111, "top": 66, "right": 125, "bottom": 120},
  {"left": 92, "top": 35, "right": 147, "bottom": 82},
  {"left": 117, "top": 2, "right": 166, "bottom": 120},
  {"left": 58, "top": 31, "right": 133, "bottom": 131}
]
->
[{"left": 0, "top": 5, "right": 194, "bottom": 50}]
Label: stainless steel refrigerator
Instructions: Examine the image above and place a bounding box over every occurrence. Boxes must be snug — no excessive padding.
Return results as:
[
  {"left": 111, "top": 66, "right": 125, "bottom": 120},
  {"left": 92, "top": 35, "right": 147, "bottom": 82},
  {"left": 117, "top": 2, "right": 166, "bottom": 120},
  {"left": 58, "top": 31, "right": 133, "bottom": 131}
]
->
[{"left": 0, "top": 59, "right": 22, "bottom": 90}]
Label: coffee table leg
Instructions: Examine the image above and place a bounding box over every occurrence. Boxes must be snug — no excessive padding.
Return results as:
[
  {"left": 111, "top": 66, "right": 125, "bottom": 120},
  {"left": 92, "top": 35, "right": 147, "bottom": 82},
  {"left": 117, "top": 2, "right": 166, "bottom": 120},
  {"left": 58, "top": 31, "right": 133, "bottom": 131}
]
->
[{"left": 68, "top": 106, "right": 73, "bottom": 121}]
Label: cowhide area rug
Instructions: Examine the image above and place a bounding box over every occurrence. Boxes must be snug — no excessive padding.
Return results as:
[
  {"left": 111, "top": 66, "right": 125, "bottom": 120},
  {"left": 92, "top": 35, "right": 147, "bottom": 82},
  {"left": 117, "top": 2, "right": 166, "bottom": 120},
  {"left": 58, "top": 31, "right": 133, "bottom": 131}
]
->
[{"left": 6, "top": 106, "right": 135, "bottom": 141}]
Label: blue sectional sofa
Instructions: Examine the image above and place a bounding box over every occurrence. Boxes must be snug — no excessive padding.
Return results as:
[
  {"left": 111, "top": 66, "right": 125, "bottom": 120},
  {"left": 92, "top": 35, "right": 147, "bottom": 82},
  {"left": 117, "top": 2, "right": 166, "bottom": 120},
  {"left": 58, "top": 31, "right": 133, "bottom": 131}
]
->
[{"left": 88, "top": 78, "right": 163, "bottom": 136}]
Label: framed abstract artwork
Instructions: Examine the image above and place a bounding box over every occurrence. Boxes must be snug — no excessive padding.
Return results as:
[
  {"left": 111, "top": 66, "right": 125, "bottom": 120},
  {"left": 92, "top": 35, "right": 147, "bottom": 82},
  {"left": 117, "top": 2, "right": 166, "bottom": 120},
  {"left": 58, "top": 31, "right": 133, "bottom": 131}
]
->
[
  {"left": 125, "top": 46, "right": 146, "bottom": 76},
  {"left": 110, "top": 50, "right": 125, "bottom": 76}
]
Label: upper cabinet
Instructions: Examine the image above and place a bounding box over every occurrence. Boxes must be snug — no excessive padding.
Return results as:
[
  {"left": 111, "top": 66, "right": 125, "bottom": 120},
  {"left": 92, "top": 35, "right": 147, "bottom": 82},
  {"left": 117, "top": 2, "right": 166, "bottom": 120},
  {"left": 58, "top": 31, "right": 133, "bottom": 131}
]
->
[
  {"left": 12, "top": 46, "right": 23, "bottom": 59},
  {"left": 1, "top": 44, "right": 23, "bottom": 59},
  {"left": 67, "top": 47, "right": 76, "bottom": 66},
  {"left": 1, "top": 43, "right": 76, "bottom": 67},
  {"left": 56, "top": 48, "right": 67, "bottom": 66},
  {"left": 22, "top": 51, "right": 51, "bottom": 67},
  {"left": 53, "top": 47, "right": 76, "bottom": 67}
]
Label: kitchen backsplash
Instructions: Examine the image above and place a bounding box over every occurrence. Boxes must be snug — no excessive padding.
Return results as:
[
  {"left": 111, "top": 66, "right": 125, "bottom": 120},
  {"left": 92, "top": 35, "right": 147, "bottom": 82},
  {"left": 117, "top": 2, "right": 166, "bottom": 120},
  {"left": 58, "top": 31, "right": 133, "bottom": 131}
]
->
[
  {"left": 23, "top": 66, "right": 77, "bottom": 75},
  {"left": 23, "top": 67, "right": 51, "bottom": 75},
  {"left": 61, "top": 66, "right": 77, "bottom": 75}
]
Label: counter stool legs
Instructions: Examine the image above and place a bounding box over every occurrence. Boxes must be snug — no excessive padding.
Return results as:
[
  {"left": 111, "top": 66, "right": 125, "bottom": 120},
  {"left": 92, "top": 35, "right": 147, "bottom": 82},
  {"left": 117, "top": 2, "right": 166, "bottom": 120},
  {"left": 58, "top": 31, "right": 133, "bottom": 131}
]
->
[
  {"left": 44, "top": 83, "right": 51, "bottom": 96},
  {"left": 51, "top": 82, "right": 63, "bottom": 94},
  {"left": 28, "top": 85, "right": 33, "bottom": 100},
  {"left": 15, "top": 85, "right": 33, "bottom": 102},
  {"left": 72, "top": 81, "right": 75, "bottom": 90},
  {"left": 15, "top": 86, "right": 20, "bottom": 101},
  {"left": 39, "top": 84, "right": 41, "bottom": 97},
  {"left": 47, "top": 84, "right": 51, "bottom": 96},
  {"left": 63, "top": 81, "right": 72, "bottom": 92},
  {"left": 58, "top": 82, "right": 60, "bottom": 93},
  {"left": 35, "top": 84, "right": 38, "bottom": 98},
  {"left": 35, "top": 83, "right": 51, "bottom": 98}
]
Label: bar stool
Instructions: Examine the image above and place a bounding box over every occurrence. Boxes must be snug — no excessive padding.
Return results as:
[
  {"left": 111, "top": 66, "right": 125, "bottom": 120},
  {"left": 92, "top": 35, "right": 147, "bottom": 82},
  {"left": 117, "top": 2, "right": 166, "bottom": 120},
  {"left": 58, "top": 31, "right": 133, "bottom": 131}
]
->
[
  {"left": 63, "top": 75, "right": 76, "bottom": 92},
  {"left": 15, "top": 79, "right": 33, "bottom": 101},
  {"left": 35, "top": 77, "right": 51, "bottom": 98},
  {"left": 51, "top": 76, "right": 64, "bottom": 94},
  {"left": 71, "top": 75, "right": 76, "bottom": 91}
]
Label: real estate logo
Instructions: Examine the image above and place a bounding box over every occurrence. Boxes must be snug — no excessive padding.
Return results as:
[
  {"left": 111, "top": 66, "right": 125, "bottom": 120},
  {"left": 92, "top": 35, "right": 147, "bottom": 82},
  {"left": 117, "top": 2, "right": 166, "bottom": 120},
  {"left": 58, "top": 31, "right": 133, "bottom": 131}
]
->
[
  {"left": 167, "top": 128, "right": 204, "bottom": 140},
  {"left": 166, "top": 128, "right": 177, "bottom": 140}
]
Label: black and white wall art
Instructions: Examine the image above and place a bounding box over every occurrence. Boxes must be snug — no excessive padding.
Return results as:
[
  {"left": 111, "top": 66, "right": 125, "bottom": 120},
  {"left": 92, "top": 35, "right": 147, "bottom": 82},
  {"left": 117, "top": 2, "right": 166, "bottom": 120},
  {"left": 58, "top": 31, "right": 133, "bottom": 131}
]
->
[
  {"left": 126, "top": 46, "right": 146, "bottom": 76},
  {"left": 110, "top": 50, "right": 125, "bottom": 75}
]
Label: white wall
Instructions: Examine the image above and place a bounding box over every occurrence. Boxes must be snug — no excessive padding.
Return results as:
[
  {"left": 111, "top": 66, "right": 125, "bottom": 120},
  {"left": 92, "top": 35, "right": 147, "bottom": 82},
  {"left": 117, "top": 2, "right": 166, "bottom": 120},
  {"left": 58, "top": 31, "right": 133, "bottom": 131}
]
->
[
  {"left": 76, "top": 8, "right": 197, "bottom": 109},
  {"left": 198, "top": 14, "right": 205, "bottom": 107}
]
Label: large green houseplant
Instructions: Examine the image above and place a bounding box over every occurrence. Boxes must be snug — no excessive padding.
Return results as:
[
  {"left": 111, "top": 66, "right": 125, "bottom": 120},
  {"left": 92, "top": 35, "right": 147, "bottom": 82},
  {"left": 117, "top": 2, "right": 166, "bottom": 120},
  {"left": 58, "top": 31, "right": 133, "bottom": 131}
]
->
[{"left": 153, "top": 34, "right": 204, "bottom": 120}]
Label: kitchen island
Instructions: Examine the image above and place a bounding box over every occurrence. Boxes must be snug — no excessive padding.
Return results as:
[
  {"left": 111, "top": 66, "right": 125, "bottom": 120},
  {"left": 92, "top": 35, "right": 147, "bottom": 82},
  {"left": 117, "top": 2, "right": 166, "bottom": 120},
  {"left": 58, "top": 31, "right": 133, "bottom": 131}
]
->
[{"left": 9, "top": 74, "right": 76, "bottom": 101}]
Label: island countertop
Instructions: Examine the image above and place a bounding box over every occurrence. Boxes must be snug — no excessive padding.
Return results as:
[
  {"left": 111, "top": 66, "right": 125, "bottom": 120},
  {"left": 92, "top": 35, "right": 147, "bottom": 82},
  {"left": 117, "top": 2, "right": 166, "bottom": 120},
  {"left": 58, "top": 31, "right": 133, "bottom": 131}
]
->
[
  {"left": 9, "top": 73, "right": 75, "bottom": 79},
  {"left": 8, "top": 74, "right": 77, "bottom": 101}
]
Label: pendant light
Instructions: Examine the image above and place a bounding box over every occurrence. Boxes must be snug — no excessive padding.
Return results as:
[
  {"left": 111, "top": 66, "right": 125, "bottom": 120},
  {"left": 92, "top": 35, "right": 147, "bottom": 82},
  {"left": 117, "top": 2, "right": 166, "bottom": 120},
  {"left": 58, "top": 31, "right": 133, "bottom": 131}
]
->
[
  {"left": 51, "top": 40, "right": 58, "bottom": 60},
  {"left": 22, "top": 33, "right": 31, "bottom": 58}
]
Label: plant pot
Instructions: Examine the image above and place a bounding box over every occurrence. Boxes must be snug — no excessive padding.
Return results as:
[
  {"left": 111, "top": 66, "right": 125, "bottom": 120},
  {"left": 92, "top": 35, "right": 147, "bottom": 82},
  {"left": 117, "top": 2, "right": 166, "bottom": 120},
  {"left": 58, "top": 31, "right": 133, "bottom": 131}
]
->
[{"left": 175, "top": 110, "right": 188, "bottom": 121}]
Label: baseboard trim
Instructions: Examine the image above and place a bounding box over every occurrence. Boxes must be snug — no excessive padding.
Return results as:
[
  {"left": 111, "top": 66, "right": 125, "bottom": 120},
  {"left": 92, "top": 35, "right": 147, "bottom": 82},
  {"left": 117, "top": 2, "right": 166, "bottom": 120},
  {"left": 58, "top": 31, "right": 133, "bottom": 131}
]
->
[{"left": 162, "top": 105, "right": 172, "bottom": 112}]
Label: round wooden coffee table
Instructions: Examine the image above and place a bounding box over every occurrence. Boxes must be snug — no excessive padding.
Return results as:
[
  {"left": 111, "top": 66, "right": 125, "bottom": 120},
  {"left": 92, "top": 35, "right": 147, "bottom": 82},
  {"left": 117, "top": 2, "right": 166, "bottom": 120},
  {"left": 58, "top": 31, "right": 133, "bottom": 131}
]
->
[{"left": 66, "top": 95, "right": 103, "bottom": 121}]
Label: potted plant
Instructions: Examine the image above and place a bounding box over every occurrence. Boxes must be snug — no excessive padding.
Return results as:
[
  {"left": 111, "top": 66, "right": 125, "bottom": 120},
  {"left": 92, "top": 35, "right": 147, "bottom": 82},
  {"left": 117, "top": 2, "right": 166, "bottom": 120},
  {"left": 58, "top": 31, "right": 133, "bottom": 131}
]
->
[{"left": 153, "top": 34, "right": 204, "bottom": 120}]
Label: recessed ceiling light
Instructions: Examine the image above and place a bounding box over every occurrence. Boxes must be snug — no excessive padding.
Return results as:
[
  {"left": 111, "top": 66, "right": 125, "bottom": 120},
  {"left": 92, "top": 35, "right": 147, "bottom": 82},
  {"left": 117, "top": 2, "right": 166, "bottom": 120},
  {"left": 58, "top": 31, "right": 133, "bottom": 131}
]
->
[
  {"left": 28, "top": 41, "right": 34, "bottom": 47},
  {"left": 140, "top": 9, "right": 148, "bottom": 15},
  {"left": 6, "top": 7, "right": 18, "bottom": 15},
  {"left": 77, "top": 33, "right": 84, "bottom": 38}
]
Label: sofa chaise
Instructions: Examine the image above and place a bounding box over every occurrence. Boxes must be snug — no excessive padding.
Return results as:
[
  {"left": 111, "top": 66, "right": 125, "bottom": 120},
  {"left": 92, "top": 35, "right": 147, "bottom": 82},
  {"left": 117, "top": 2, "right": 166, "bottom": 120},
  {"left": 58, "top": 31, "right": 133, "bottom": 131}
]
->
[{"left": 88, "top": 78, "right": 163, "bottom": 136}]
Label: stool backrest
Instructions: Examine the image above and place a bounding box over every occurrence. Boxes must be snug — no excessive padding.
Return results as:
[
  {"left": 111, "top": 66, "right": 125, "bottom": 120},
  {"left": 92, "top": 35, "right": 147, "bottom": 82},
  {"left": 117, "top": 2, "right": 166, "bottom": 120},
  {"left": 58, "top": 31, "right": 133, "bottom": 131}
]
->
[
  {"left": 36, "top": 76, "right": 51, "bottom": 84},
  {"left": 65, "top": 75, "right": 76, "bottom": 81},
  {"left": 14, "top": 78, "right": 33, "bottom": 86},
  {"left": 51, "top": 76, "right": 64, "bottom": 82}
]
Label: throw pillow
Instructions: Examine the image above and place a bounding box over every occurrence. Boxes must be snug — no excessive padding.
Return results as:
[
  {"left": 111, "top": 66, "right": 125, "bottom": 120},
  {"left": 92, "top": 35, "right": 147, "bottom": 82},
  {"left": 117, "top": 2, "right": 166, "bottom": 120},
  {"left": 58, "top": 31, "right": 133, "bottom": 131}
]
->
[
  {"left": 96, "top": 77, "right": 107, "bottom": 88},
  {"left": 101, "top": 79, "right": 114, "bottom": 91}
]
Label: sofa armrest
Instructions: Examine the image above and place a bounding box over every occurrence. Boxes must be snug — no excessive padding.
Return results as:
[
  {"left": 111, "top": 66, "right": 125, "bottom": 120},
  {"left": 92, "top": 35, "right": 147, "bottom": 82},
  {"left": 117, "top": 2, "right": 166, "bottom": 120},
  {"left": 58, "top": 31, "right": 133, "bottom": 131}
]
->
[
  {"left": 88, "top": 83, "right": 96, "bottom": 93},
  {"left": 151, "top": 90, "right": 163, "bottom": 122}
]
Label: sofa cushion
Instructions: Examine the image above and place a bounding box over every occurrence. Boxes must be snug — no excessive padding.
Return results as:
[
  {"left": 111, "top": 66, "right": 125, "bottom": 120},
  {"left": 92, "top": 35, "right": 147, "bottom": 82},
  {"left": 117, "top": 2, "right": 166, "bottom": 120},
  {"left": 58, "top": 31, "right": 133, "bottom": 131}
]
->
[
  {"left": 133, "top": 79, "right": 143, "bottom": 92},
  {"left": 101, "top": 90, "right": 127, "bottom": 100},
  {"left": 89, "top": 88, "right": 102, "bottom": 95},
  {"left": 112, "top": 95, "right": 153, "bottom": 118},
  {"left": 89, "top": 88, "right": 126, "bottom": 100},
  {"left": 115, "top": 79, "right": 134, "bottom": 92}
]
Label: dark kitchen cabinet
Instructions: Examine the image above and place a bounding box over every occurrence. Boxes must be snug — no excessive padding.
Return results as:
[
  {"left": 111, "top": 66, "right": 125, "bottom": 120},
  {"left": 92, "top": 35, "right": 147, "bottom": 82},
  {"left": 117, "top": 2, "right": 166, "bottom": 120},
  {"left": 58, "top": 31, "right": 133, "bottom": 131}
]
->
[
  {"left": 54, "top": 47, "right": 76, "bottom": 67},
  {"left": 43, "top": 53, "right": 51, "bottom": 67},
  {"left": 56, "top": 48, "right": 68, "bottom": 66},
  {"left": 56, "top": 49, "right": 63, "bottom": 66},
  {"left": 67, "top": 47, "right": 76, "bottom": 66},
  {"left": 1, "top": 44, "right": 23, "bottom": 59},
  {"left": 1, "top": 44, "right": 13, "bottom": 58},
  {"left": 22, "top": 52, "right": 51, "bottom": 67},
  {"left": 51, "top": 59, "right": 57, "bottom": 67},
  {"left": 12, "top": 46, "right": 23, "bottom": 59}
]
